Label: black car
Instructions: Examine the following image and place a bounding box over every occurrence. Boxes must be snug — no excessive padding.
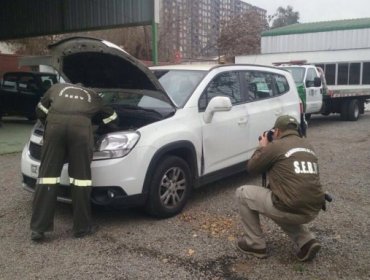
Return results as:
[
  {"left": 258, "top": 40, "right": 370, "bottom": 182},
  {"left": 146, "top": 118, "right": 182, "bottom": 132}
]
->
[{"left": 0, "top": 71, "right": 58, "bottom": 120}]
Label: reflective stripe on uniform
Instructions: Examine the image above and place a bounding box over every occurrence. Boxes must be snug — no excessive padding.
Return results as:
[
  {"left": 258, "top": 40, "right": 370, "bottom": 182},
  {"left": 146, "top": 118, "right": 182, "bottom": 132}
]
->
[
  {"left": 37, "top": 102, "right": 49, "bottom": 115},
  {"left": 70, "top": 178, "right": 92, "bottom": 187},
  {"left": 37, "top": 177, "right": 60, "bottom": 184},
  {"left": 103, "top": 111, "right": 117, "bottom": 124}
]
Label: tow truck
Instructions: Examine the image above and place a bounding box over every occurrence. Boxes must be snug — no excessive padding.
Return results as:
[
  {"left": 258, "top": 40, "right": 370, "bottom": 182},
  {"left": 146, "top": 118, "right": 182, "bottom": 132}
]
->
[{"left": 275, "top": 60, "right": 369, "bottom": 121}]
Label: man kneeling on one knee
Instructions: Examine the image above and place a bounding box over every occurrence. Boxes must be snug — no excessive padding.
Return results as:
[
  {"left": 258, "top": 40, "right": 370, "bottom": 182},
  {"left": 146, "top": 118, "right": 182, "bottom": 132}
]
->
[{"left": 236, "top": 115, "right": 325, "bottom": 261}]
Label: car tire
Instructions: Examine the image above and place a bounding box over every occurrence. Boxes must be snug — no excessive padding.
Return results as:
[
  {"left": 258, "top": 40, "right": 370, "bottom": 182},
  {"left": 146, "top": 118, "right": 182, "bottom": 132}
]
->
[
  {"left": 146, "top": 156, "right": 191, "bottom": 218},
  {"left": 347, "top": 99, "right": 360, "bottom": 121},
  {"left": 320, "top": 102, "right": 331, "bottom": 116}
]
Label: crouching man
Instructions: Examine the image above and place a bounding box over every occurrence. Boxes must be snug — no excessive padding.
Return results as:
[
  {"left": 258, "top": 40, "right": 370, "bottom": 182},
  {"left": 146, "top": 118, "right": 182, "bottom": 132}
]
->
[{"left": 236, "top": 115, "right": 325, "bottom": 261}]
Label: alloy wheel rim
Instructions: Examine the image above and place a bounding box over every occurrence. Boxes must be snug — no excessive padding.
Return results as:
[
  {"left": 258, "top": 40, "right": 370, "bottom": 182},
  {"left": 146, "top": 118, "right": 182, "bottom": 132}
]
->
[{"left": 159, "top": 167, "right": 186, "bottom": 208}]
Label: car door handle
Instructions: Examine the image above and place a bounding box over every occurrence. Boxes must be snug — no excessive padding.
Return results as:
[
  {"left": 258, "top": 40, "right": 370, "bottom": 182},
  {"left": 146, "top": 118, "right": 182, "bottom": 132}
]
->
[
  {"left": 238, "top": 118, "right": 247, "bottom": 125},
  {"left": 275, "top": 110, "right": 282, "bottom": 116}
]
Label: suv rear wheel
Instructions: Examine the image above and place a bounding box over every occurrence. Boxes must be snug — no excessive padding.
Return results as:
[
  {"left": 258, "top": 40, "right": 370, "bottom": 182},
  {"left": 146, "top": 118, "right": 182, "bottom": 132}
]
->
[{"left": 146, "top": 156, "right": 191, "bottom": 218}]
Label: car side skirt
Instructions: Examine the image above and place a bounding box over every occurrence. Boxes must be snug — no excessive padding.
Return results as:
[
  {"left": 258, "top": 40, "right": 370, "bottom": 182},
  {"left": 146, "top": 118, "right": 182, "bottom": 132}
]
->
[{"left": 195, "top": 161, "right": 247, "bottom": 188}]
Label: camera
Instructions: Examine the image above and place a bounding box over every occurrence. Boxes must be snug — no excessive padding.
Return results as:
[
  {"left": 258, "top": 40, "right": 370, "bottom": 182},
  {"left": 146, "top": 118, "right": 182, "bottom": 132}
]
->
[{"left": 258, "top": 130, "right": 274, "bottom": 142}]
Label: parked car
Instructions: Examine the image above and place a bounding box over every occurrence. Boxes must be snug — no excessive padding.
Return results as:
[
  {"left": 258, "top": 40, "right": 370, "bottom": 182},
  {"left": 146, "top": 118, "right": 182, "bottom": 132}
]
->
[
  {"left": 21, "top": 37, "right": 304, "bottom": 218},
  {"left": 0, "top": 71, "right": 57, "bottom": 120}
]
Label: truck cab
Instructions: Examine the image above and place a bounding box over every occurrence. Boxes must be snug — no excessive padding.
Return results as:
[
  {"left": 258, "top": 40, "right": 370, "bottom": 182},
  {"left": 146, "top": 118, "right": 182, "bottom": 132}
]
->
[{"left": 278, "top": 64, "right": 323, "bottom": 116}]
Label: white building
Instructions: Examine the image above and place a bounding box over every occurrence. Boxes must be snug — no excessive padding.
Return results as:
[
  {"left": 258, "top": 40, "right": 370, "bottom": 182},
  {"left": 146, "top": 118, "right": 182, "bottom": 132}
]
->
[{"left": 237, "top": 18, "right": 370, "bottom": 88}]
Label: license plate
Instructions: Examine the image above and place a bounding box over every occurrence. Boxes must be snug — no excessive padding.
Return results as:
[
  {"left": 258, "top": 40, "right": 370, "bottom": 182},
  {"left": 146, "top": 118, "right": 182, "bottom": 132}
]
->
[{"left": 31, "top": 164, "right": 39, "bottom": 176}]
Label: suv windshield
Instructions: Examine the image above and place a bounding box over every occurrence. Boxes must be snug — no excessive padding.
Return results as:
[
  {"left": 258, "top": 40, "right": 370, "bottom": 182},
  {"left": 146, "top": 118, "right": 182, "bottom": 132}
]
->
[
  {"left": 98, "top": 90, "right": 175, "bottom": 116},
  {"left": 152, "top": 70, "right": 206, "bottom": 107},
  {"left": 282, "top": 67, "right": 306, "bottom": 84}
]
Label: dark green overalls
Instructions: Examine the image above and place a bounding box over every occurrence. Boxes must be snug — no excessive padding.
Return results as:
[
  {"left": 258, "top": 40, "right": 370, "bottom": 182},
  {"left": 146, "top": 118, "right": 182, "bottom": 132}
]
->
[{"left": 30, "top": 83, "right": 117, "bottom": 235}]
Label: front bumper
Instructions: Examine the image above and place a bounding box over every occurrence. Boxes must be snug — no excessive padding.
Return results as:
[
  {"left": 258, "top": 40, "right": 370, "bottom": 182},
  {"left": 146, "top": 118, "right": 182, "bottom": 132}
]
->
[
  {"left": 22, "top": 174, "right": 147, "bottom": 207},
  {"left": 21, "top": 138, "right": 155, "bottom": 207}
]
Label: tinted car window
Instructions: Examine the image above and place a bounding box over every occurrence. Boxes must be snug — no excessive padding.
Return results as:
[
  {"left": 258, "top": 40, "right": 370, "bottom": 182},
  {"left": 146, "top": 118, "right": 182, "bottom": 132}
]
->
[
  {"left": 274, "top": 74, "right": 290, "bottom": 95},
  {"left": 2, "top": 80, "right": 17, "bottom": 90},
  {"left": 39, "top": 74, "right": 58, "bottom": 90},
  {"left": 19, "top": 75, "right": 38, "bottom": 92},
  {"left": 199, "top": 71, "right": 241, "bottom": 110},
  {"left": 242, "top": 71, "right": 274, "bottom": 101}
]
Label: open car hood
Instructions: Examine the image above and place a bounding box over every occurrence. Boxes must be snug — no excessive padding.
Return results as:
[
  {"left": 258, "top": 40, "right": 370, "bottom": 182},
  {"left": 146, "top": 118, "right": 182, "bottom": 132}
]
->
[{"left": 21, "top": 37, "right": 175, "bottom": 107}]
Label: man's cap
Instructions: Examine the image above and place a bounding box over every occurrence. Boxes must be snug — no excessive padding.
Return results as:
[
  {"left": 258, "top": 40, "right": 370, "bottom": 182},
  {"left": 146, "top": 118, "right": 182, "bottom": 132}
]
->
[{"left": 273, "top": 115, "right": 299, "bottom": 131}]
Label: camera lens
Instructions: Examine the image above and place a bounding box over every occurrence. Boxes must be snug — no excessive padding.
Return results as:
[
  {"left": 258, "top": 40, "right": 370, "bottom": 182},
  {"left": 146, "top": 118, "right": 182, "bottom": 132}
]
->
[{"left": 267, "top": 130, "right": 274, "bottom": 142}]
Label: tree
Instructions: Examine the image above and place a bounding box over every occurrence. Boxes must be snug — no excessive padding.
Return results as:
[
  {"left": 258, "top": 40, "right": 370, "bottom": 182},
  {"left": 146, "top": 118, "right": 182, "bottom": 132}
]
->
[
  {"left": 5, "top": 35, "right": 59, "bottom": 55},
  {"left": 270, "top": 6, "right": 300, "bottom": 28},
  {"left": 76, "top": 26, "right": 152, "bottom": 60},
  {"left": 218, "top": 9, "right": 268, "bottom": 57}
]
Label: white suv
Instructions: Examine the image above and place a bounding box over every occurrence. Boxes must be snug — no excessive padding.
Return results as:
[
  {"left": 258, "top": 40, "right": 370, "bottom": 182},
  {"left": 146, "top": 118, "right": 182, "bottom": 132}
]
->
[{"left": 21, "top": 37, "right": 304, "bottom": 218}]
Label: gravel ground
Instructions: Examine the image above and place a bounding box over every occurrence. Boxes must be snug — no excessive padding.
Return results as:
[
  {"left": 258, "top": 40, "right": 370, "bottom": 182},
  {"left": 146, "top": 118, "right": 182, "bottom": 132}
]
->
[{"left": 0, "top": 112, "right": 369, "bottom": 280}]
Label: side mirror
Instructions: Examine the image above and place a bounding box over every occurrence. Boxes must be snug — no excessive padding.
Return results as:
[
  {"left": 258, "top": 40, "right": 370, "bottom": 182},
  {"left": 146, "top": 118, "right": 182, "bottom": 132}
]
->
[
  {"left": 313, "top": 77, "right": 322, "bottom": 87},
  {"left": 306, "top": 77, "right": 322, "bottom": 88},
  {"left": 203, "top": 96, "right": 232, "bottom": 123}
]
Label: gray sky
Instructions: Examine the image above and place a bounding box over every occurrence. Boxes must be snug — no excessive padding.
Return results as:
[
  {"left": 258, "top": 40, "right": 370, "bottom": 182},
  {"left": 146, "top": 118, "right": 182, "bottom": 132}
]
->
[{"left": 245, "top": 0, "right": 370, "bottom": 23}]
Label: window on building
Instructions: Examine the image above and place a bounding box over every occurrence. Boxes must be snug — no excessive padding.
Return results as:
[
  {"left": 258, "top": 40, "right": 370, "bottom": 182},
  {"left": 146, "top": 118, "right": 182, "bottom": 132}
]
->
[
  {"left": 338, "top": 63, "right": 349, "bottom": 85},
  {"left": 325, "top": 64, "right": 336, "bottom": 85},
  {"left": 362, "top": 62, "right": 370, "bottom": 84},
  {"left": 349, "top": 63, "right": 361, "bottom": 85}
]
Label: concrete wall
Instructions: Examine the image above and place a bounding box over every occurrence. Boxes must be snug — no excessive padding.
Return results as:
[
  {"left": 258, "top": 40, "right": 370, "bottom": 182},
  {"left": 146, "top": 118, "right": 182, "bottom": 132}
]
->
[{"left": 0, "top": 54, "right": 31, "bottom": 77}]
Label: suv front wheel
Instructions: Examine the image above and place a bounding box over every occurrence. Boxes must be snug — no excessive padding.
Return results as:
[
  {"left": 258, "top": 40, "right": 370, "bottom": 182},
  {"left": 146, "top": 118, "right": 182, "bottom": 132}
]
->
[{"left": 146, "top": 156, "right": 191, "bottom": 218}]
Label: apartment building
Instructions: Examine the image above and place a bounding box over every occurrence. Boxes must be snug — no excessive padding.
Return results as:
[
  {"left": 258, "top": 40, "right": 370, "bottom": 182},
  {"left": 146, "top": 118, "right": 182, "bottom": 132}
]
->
[{"left": 158, "top": 0, "right": 266, "bottom": 61}]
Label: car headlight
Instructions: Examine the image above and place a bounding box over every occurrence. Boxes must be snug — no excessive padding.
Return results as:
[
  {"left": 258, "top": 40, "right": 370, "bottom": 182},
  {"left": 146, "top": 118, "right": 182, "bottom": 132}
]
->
[{"left": 93, "top": 131, "right": 140, "bottom": 160}]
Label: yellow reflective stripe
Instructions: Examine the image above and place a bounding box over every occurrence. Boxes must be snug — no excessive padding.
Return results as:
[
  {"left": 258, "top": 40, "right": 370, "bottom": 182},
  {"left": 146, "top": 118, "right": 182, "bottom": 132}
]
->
[
  {"left": 37, "top": 102, "right": 49, "bottom": 114},
  {"left": 103, "top": 111, "right": 117, "bottom": 124},
  {"left": 70, "top": 178, "right": 92, "bottom": 187},
  {"left": 38, "top": 177, "right": 60, "bottom": 184}
]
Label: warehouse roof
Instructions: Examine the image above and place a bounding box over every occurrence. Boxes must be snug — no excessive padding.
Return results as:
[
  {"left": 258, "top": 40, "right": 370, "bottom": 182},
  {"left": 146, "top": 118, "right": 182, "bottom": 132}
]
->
[{"left": 262, "top": 17, "right": 370, "bottom": 37}]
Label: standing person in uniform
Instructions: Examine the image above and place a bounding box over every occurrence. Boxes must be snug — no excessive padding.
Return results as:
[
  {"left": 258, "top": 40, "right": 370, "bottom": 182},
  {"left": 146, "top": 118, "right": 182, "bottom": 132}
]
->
[
  {"left": 235, "top": 115, "right": 325, "bottom": 261},
  {"left": 30, "top": 83, "right": 117, "bottom": 241}
]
